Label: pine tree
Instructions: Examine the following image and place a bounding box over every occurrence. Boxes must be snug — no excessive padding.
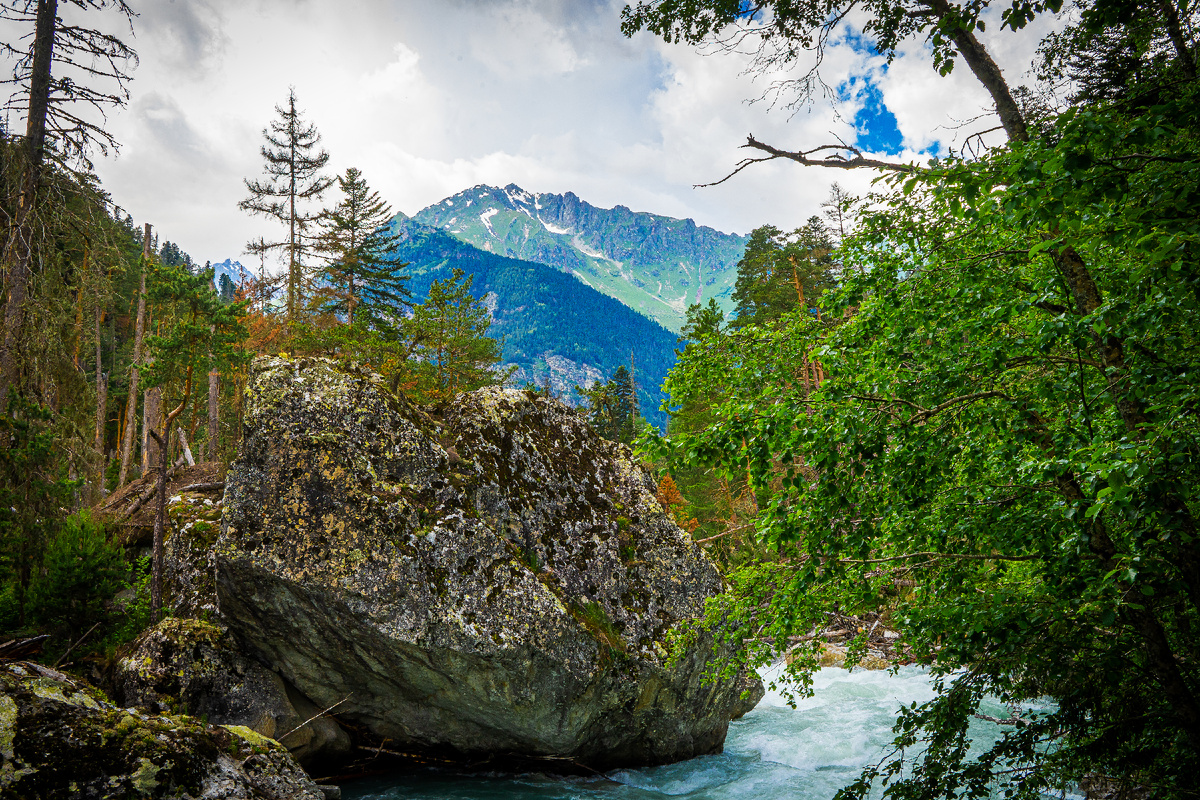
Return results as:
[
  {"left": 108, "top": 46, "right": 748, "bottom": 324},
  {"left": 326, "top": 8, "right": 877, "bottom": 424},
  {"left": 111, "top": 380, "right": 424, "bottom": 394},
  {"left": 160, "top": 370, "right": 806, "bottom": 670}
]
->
[
  {"left": 218, "top": 273, "right": 237, "bottom": 304},
  {"left": 730, "top": 218, "right": 835, "bottom": 328},
  {"left": 238, "top": 88, "right": 333, "bottom": 322},
  {"left": 313, "top": 167, "right": 409, "bottom": 330},
  {"left": 579, "top": 365, "right": 638, "bottom": 444},
  {"left": 405, "top": 268, "right": 504, "bottom": 403}
]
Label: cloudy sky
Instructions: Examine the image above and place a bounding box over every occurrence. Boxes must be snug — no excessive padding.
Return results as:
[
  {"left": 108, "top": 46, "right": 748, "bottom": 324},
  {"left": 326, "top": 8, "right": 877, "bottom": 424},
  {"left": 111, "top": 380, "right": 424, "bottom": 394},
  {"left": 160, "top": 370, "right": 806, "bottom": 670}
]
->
[{"left": 31, "top": 0, "right": 1058, "bottom": 266}]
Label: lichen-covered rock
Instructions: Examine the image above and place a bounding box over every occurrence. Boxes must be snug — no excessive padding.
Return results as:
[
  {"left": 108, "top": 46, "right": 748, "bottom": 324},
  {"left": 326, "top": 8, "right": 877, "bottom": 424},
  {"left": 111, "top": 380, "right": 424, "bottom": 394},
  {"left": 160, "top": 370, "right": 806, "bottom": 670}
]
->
[
  {"left": 114, "top": 618, "right": 351, "bottom": 768},
  {"left": 163, "top": 494, "right": 224, "bottom": 618},
  {"left": 0, "top": 661, "right": 323, "bottom": 799},
  {"left": 216, "top": 356, "right": 745, "bottom": 769}
]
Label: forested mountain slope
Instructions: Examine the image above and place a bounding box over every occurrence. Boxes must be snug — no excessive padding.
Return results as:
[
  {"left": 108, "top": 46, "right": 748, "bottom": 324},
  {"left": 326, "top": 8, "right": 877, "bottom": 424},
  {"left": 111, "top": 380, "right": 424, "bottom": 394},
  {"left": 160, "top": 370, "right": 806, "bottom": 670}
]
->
[
  {"left": 414, "top": 184, "right": 747, "bottom": 333},
  {"left": 390, "top": 214, "right": 678, "bottom": 428}
]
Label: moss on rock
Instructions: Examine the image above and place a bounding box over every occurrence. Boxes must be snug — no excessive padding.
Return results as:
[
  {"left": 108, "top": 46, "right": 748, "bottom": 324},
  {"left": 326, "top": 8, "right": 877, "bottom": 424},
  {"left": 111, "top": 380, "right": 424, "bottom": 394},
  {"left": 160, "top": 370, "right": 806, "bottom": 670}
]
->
[
  {"left": 114, "top": 618, "right": 350, "bottom": 769},
  {"left": 215, "top": 356, "right": 747, "bottom": 770},
  {"left": 0, "top": 661, "right": 323, "bottom": 799}
]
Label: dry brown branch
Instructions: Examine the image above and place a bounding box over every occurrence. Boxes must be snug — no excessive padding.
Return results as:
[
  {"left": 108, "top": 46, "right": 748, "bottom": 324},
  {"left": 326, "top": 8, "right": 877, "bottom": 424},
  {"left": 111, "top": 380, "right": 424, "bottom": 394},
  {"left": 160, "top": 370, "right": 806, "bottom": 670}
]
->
[
  {"left": 697, "top": 135, "right": 922, "bottom": 188},
  {"left": 278, "top": 695, "right": 351, "bottom": 741}
]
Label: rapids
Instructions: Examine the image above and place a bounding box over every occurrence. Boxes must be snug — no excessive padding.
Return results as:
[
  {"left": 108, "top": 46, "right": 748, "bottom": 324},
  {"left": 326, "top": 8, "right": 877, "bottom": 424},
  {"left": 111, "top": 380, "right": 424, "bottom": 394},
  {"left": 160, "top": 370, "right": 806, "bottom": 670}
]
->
[{"left": 343, "top": 665, "right": 1023, "bottom": 800}]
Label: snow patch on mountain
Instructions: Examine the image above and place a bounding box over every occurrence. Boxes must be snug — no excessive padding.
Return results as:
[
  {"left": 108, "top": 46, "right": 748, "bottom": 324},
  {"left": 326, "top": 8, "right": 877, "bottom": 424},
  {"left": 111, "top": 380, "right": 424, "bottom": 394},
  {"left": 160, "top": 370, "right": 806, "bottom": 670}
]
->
[{"left": 480, "top": 208, "right": 499, "bottom": 237}]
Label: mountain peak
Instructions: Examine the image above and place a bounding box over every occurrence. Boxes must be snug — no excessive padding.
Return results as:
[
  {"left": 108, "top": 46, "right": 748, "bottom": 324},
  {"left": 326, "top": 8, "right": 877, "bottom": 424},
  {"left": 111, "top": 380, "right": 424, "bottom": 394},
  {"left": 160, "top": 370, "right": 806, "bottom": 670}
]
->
[{"left": 413, "top": 185, "right": 747, "bottom": 333}]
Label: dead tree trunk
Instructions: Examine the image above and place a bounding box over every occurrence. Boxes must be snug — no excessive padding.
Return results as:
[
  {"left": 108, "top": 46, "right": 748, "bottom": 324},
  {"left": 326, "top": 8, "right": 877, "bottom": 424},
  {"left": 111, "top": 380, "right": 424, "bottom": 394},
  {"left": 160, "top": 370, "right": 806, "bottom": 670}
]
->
[
  {"left": 149, "top": 427, "right": 168, "bottom": 622},
  {"left": 93, "top": 304, "right": 108, "bottom": 501},
  {"left": 142, "top": 380, "right": 161, "bottom": 474},
  {"left": 0, "top": 0, "right": 59, "bottom": 408},
  {"left": 118, "top": 224, "right": 151, "bottom": 485}
]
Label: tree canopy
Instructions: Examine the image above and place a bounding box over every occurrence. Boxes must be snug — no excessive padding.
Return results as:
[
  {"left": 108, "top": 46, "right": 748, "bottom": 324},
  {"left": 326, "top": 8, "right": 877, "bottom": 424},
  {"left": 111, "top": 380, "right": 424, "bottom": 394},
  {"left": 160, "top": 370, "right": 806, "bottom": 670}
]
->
[{"left": 632, "top": 0, "right": 1200, "bottom": 796}]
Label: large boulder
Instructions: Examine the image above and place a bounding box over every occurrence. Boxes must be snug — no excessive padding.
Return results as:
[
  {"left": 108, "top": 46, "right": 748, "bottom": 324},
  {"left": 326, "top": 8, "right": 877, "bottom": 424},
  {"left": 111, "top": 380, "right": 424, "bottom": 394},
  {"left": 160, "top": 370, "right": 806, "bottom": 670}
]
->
[
  {"left": 215, "top": 356, "right": 744, "bottom": 769},
  {"left": 0, "top": 661, "right": 324, "bottom": 799},
  {"left": 114, "top": 618, "right": 351, "bottom": 768}
]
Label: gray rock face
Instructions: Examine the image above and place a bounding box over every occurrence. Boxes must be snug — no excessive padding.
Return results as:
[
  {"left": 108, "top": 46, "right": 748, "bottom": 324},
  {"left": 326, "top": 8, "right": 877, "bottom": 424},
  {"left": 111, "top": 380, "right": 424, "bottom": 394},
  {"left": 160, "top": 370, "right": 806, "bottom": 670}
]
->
[
  {"left": 216, "top": 356, "right": 744, "bottom": 769},
  {"left": 114, "top": 619, "right": 351, "bottom": 768},
  {"left": 0, "top": 661, "right": 323, "bottom": 799}
]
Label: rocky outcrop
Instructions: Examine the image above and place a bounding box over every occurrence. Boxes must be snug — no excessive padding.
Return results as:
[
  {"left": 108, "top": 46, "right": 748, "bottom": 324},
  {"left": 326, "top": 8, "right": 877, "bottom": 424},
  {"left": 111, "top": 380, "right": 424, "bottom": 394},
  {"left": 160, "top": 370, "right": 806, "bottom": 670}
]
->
[
  {"left": 729, "top": 673, "right": 765, "bottom": 720},
  {"left": 114, "top": 619, "right": 351, "bottom": 768},
  {"left": 0, "top": 661, "right": 323, "bottom": 799},
  {"left": 215, "top": 356, "right": 746, "bottom": 770}
]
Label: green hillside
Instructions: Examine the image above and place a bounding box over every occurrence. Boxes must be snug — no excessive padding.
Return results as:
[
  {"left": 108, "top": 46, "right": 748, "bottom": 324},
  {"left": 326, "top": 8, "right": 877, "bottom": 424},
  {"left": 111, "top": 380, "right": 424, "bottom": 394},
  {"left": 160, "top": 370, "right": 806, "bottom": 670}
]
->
[
  {"left": 390, "top": 214, "right": 679, "bottom": 429},
  {"left": 414, "top": 184, "right": 747, "bottom": 333}
]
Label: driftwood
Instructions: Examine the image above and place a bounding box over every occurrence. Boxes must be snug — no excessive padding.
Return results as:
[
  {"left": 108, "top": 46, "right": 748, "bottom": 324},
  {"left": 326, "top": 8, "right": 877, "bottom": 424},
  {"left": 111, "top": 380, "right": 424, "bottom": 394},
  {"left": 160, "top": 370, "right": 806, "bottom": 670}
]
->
[
  {"left": 53, "top": 621, "right": 101, "bottom": 668},
  {"left": 277, "top": 696, "right": 351, "bottom": 741},
  {"left": 0, "top": 635, "right": 49, "bottom": 661},
  {"left": 116, "top": 453, "right": 188, "bottom": 522},
  {"left": 175, "top": 482, "right": 224, "bottom": 493}
]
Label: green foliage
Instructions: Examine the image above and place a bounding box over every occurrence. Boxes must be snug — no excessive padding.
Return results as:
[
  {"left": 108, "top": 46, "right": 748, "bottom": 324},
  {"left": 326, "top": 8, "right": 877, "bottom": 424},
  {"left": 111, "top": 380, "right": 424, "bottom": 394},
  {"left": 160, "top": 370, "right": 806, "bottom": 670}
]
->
[
  {"left": 635, "top": 2, "right": 1200, "bottom": 795},
  {"left": 731, "top": 218, "right": 835, "bottom": 328},
  {"left": 404, "top": 267, "right": 506, "bottom": 404},
  {"left": 578, "top": 365, "right": 639, "bottom": 444},
  {"left": 0, "top": 396, "right": 77, "bottom": 629},
  {"left": 143, "top": 259, "right": 249, "bottom": 409},
  {"left": 312, "top": 167, "right": 410, "bottom": 331},
  {"left": 218, "top": 273, "right": 237, "bottom": 304},
  {"left": 652, "top": 92, "right": 1200, "bottom": 794},
  {"left": 27, "top": 513, "right": 125, "bottom": 645},
  {"left": 571, "top": 600, "right": 626, "bottom": 651},
  {"left": 104, "top": 555, "right": 154, "bottom": 649}
]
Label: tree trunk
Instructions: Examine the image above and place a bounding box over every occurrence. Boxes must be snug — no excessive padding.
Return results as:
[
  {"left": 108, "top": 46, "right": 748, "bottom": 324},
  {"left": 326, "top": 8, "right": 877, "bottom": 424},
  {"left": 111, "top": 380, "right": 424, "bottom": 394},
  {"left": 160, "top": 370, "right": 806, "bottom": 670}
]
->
[
  {"left": 922, "top": 0, "right": 1028, "bottom": 143},
  {"left": 93, "top": 305, "right": 108, "bottom": 502},
  {"left": 207, "top": 367, "right": 219, "bottom": 461},
  {"left": 142, "top": 384, "right": 162, "bottom": 474},
  {"left": 118, "top": 224, "right": 152, "bottom": 486},
  {"left": 0, "top": 0, "right": 60, "bottom": 408},
  {"left": 178, "top": 427, "right": 195, "bottom": 466},
  {"left": 149, "top": 427, "right": 168, "bottom": 622},
  {"left": 1157, "top": 0, "right": 1197, "bottom": 80}
]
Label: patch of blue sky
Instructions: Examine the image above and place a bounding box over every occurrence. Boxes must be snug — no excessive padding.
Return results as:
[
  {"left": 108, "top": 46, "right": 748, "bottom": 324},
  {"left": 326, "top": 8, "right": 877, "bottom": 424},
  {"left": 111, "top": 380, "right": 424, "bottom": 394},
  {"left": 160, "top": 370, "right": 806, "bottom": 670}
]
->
[
  {"left": 835, "top": 31, "right": 942, "bottom": 157},
  {"left": 841, "top": 76, "right": 905, "bottom": 155},
  {"left": 735, "top": 1, "right": 764, "bottom": 21}
]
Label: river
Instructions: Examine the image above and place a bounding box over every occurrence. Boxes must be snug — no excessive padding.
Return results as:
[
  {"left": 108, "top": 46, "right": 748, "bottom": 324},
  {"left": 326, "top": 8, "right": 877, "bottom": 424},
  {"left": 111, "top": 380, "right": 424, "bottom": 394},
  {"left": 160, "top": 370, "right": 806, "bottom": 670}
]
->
[{"left": 343, "top": 665, "right": 1023, "bottom": 800}]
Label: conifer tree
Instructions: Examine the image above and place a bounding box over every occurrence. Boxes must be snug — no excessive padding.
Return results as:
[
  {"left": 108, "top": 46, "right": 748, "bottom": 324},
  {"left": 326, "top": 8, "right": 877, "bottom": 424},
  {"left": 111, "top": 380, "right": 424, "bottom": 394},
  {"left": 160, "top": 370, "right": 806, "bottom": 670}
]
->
[
  {"left": 313, "top": 167, "right": 409, "bottom": 329},
  {"left": 238, "top": 88, "right": 333, "bottom": 322},
  {"left": 141, "top": 260, "right": 247, "bottom": 619},
  {"left": 406, "top": 268, "right": 504, "bottom": 403},
  {"left": 730, "top": 218, "right": 835, "bottom": 328},
  {"left": 579, "top": 365, "right": 638, "bottom": 444}
]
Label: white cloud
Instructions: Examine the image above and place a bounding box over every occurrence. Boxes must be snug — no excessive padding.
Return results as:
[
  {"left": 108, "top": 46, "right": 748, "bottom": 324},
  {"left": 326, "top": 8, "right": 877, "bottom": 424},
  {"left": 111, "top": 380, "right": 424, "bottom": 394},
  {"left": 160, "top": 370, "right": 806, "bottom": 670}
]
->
[{"left": 79, "top": 0, "right": 1066, "bottom": 265}]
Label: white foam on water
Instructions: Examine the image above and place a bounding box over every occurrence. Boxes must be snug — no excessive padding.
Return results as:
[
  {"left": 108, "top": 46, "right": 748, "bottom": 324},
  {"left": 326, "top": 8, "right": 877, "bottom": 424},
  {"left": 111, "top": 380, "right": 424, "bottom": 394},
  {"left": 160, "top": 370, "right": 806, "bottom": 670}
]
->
[{"left": 344, "top": 665, "right": 1037, "bottom": 800}]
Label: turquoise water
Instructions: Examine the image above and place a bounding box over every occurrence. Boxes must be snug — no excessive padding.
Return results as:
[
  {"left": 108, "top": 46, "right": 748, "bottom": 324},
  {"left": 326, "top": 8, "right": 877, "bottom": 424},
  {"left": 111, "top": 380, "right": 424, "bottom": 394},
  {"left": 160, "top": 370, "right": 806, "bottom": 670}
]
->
[{"left": 343, "top": 665, "right": 1013, "bottom": 800}]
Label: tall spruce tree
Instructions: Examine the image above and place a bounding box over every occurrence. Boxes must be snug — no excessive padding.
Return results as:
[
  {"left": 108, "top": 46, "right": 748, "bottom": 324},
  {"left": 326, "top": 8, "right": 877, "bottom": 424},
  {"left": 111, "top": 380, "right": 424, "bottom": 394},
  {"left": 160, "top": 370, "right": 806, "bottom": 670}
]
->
[
  {"left": 313, "top": 167, "right": 409, "bottom": 329},
  {"left": 730, "top": 217, "right": 835, "bottom": 328},
  {"left": 238, "top": 88, "right": 333, "bottom": 321}
]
